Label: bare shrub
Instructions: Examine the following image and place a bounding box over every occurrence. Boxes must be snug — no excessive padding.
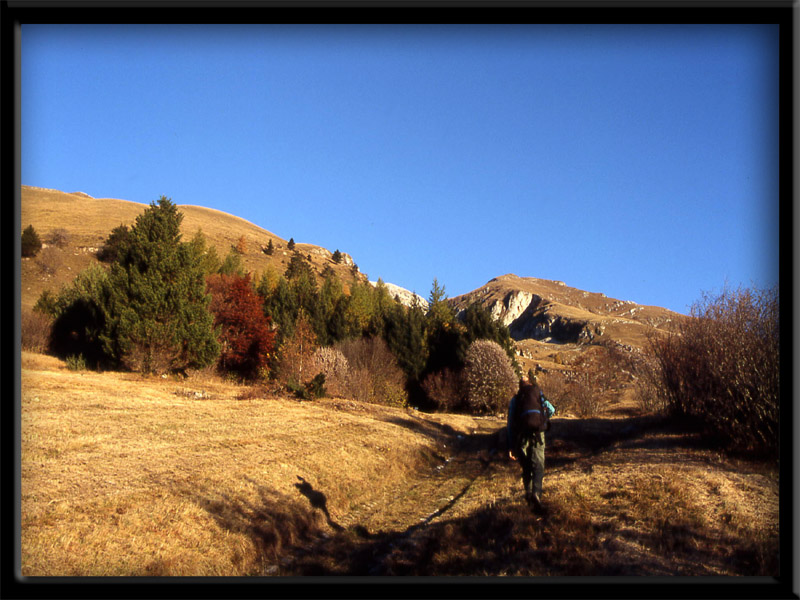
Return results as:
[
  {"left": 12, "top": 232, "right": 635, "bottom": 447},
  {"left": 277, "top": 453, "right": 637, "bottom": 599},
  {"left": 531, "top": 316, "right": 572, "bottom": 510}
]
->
[
  {"left": 310, "top": 346, "right": 350, "bottom": 397},
  {"left": 36, "top": 246, "right": 63, "bottom": 275},
  {"left": 567, "top": 371, "right": 601, "bottom": 418},
  {"left": 624, "top": 346, "right": 670, "bottom": 414},
  {"left": 47, "top": 228, "right": 71, "bottom": 248},
  {"left": 650, "top": 285, "right": 779, "bottom": 458},
  {"left": 463, "top": 339, "right": 517, "bottom": 415},
  {"left": 557, "top": 345, "right": 626, "bottom": 417},
  {"left": 336, "top": 337, "right": 407, "bottom": 407},
  {"left": 21, "top": 309, "right": 52, "bottom": 353},
  {"left": 538, "top": 371, "right": 571, "bottom": 414},
  {"left": 421, "top": 368, "right": 467, "bottom": 413}
]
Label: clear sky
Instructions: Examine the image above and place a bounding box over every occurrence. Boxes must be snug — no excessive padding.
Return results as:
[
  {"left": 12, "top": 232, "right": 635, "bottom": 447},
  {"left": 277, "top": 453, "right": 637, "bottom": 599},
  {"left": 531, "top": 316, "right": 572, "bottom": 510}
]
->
[{"left": 21, "top": 24, "right": 780, "bottom": 315}]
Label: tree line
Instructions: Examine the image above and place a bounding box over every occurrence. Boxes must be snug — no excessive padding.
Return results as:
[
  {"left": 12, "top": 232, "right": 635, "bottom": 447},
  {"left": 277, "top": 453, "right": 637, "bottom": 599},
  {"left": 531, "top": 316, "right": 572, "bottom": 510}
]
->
[{"left": 32, "top": 197, "right": 520, "bottom": 413}]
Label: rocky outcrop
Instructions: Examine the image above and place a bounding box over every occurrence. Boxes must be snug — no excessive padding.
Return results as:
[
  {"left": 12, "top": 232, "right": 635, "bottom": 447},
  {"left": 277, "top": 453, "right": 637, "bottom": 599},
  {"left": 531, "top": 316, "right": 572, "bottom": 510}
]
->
[{"left": 370, "top": 281, "right": 429, "bottom": 310}]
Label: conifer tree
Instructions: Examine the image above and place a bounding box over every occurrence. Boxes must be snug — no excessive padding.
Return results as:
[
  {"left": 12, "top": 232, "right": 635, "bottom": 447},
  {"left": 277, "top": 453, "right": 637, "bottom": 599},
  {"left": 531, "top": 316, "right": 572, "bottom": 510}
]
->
[
  {"left": 101, "top": 196, "right": 219, "bottom": 374},
  {"left": 288, "top": 237, "right": 296, "bottom": 251},
  {"left": 218, "top": 248, "right": 245, "bottom": 276},
  {"left": 186, "top": 229, "right": 221, "bottom": 275},
  {"left": 97, "top": 224, "right": 132, "bottom": 263},
  {"left": 21, "top": 225, "right": 42, "bottom": 258}
]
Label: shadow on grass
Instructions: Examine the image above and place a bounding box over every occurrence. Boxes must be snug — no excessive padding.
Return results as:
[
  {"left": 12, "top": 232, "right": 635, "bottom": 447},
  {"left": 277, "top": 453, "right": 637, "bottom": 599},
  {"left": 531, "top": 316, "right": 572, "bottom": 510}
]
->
[
  {"left": 177, "top": 412, "right": 777, "bottom": 576},
  {"left": 294, "top": 475, "right": 343, "bottom": 532}
]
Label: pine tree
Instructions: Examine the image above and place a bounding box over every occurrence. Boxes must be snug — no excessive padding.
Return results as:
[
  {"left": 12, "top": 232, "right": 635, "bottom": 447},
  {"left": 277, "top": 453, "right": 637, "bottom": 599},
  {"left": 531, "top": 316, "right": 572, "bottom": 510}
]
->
[
  {"left": 288, "top": 237, "right": 296, "bottom": 251},
  {"left": 34, "top": 263, "right": 112, "bottom": 367},
  {"left": 332, "top": 249, "right": 343, "bottom": 264},
  {"left": 101, "top": 196, "right": 220, "bottom": 374},
  {"left": 97, "top": 224, "right": 132, "bottom": 263},
  {"left": 21, "top": 225, "right": 42, "bottom": 258},
  {"left": 218, "top": 249, "right": 245, "bottom": 276},
  {"left": 186, "top": 229, "right": 221, "bottom": 275}
]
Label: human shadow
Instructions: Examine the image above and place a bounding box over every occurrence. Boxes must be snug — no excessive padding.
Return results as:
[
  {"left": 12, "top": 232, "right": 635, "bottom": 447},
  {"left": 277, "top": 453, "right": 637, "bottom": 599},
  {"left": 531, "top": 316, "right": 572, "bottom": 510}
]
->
[{"left": 294, "top": 476, "right": 344, "bottom": 532}]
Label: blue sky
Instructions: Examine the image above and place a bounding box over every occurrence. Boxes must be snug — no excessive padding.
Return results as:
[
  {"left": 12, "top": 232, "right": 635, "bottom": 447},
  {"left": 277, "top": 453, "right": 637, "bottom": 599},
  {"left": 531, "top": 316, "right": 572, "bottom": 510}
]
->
[{"left": 21, "top": 24, "right": 780, "bottom": 315}]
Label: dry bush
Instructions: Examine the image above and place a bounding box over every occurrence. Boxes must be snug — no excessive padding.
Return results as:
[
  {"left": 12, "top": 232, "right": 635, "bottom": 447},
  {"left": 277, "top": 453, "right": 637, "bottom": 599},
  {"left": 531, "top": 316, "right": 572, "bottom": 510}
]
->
[
  {"left": 336, "top": 337, "right": 407, "bottom": 407},
  {"left": 624, "top": 347, "right": 670, "bottom": 414},
  {"left": 47, "top": 228, "right": 71, "bottom": 248},
  {"left": 122, "top": 338, "right": 179, "bottom": 376},
  {"left": 310, "top": 346, "right": 349, "bottom": 397},
  {"left": 421, "top": 368, "right": 467, "bottom": 413},
  {"left": 21, "top": 309, "right": 52, "bottom": 353},
  {"left": 36, "top": 246, "right": 63, "bottom": 275},
  {"left": 650, "top": 285, "right": 779, "bottom": 457},
  {"left": 463, "top": 339, "right": 517, "bottom": 415},
  {"left": 537, "top": 371, "right": 570, "bottom": 414}
]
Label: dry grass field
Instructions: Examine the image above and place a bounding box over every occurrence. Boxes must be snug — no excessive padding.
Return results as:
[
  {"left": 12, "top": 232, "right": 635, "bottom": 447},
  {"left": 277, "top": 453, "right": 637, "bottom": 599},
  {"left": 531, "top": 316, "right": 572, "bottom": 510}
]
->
[{"left": 20, "top": 351, "right": 779, "bottom": 577}]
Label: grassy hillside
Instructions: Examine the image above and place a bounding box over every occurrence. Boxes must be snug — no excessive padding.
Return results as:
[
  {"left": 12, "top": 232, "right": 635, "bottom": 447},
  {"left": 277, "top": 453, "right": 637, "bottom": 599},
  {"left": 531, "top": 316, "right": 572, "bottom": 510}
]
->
[
  {"left": 20, "top": 186, "right": 365, "bottom": 312},
  {"left": 21, "top": 352, "right": 778, "bottom": 576}
]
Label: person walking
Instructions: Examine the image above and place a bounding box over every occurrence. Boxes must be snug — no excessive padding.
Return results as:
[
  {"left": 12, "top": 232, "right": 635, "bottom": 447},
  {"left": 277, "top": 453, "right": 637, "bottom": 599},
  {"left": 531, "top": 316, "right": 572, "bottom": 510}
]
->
[{"left": 507, "top": 375, "right": 556, "bottom": 512}]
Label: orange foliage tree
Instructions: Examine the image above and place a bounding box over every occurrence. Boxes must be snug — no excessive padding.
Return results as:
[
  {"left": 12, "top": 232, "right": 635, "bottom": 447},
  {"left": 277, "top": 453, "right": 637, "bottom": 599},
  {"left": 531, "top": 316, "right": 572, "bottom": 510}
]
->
[{"left": 206, "top": 273, "right": 276, "bottom": 379}]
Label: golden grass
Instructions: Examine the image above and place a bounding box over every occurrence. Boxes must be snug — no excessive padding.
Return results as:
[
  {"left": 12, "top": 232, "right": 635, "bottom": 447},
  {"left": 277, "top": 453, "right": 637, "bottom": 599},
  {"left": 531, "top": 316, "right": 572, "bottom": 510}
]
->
[
  {"left": 20, "top": 349, "right": 779, "bottom": 577},
  {"left": 20, "top": 186, "right": 364, "bottom": 313},
  {"left": 20, "top": 351, "right": 474, "bottom": 576}
]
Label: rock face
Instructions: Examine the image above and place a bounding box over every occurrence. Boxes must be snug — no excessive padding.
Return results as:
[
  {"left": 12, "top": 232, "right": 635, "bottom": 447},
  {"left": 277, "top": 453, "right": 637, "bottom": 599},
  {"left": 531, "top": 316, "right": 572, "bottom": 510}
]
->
[
  {"left": 450, "top": 274, "right": 680, "bottom": 351},
  {"left": 370, "top": 281, "right": 429, "bottom": 310}
]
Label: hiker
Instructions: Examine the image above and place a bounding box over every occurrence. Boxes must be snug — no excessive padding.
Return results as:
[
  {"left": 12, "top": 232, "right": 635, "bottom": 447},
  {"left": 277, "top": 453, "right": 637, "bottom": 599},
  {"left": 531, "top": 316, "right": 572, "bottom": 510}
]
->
[{"left": 507, "top": 375, "right": 556, "bottom": 512}]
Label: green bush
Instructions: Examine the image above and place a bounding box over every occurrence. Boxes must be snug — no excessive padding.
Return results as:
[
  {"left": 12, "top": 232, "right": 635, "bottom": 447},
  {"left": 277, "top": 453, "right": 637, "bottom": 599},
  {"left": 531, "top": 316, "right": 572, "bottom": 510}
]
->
[
  {"left": 21, "top": 225, "right": 42, "bottom": 258},
  {"left": 66, "top": 354, "right": 87, "bottom": 371}
]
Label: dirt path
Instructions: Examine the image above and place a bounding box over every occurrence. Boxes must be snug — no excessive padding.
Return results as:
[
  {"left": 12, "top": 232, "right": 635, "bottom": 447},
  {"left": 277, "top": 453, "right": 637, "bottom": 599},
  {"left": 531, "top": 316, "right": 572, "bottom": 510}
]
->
[{"left": 280, "top": 409, "right": 779, "bottom": 576}]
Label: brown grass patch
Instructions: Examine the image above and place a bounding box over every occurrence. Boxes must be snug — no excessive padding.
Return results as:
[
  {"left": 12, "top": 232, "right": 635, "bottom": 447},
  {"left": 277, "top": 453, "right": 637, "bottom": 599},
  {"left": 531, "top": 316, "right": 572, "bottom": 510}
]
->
[{"left": 20, "top": 351, "right": 467, "bottom": 575}]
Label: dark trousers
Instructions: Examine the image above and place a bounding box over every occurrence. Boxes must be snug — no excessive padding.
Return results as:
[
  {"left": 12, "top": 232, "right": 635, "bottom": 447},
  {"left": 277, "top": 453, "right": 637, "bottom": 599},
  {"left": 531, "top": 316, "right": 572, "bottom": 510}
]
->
[{"left": 518, "top": 433, "right": 545, "bottom": 498}]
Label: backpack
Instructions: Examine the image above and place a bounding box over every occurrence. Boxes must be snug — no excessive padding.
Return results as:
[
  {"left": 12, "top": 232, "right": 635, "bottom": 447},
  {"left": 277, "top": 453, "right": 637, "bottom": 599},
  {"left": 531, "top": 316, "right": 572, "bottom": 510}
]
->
[{"left": 516, "top": 383, "right": 550, "bottom": 434}]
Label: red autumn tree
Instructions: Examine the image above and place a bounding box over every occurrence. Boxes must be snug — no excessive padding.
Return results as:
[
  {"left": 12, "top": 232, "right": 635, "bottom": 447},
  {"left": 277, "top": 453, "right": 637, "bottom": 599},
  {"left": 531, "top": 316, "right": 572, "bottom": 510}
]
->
[{"left": 206, "top": 273, "right": 276, "bottom": 379}]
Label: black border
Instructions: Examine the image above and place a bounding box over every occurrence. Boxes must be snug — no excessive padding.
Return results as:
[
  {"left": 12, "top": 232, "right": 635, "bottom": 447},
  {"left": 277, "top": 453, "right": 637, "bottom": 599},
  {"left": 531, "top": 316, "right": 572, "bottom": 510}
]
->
[{"left": 2, "top": 2, "right": 796, "bottom": 599}]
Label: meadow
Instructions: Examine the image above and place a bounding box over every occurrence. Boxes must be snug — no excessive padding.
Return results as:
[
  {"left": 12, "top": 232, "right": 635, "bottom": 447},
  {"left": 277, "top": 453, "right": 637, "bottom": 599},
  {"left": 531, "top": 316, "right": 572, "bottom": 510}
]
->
[{"left": 20, "top": 351, "right": 779, "bottom": 577}]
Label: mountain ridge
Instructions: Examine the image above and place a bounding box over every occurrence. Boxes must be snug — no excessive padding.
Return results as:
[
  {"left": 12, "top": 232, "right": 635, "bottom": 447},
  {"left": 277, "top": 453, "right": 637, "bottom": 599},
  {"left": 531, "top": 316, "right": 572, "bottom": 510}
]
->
[{"left": 20, "top": 186, "right": 681, "bottom": 368}]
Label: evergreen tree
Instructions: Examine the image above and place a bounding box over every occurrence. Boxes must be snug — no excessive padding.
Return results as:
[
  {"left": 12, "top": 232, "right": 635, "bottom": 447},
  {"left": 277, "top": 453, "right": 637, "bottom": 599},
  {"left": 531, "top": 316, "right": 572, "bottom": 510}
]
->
[
  {"left": 186, "top": 229, "right": 221, "bottom": 275},
  {"left": 461, "top": 302, "right": 518, "bottom": 368},
  {"left": 285, "top": 252, "right": 314, "bottom": 281},
  {"left": 288, "top": 237, "right": 296, "bottom": 251},
  {"left": 21, "top": 225, "right": 42, "bottom": 258},
  {"left": 318, "top": 271, "right": 346, "bottom": 346},
  {"left": 262, "top": 275, "right": 298, "bottom": 343},
  {"left": 97, "top": 224, "right": 132, "bottom": 263},
  {"left": 101, "top": 196, "right": 219, "bottom": 374},
  {"left": 34, "top": 263, "right": 112, "bottom": 367},
  {"left": 427, "top": 277, "right": 455, "bottom": 325},
  {"left": 263, "top": 239, "right": 275, "bottom": 256},
  {"left": 218, "top": 248, "right": 245, "bottom": 276},
  {"left": 256, "top": 267, "right": 280, "bottom": 298},
  {"left": 332, "top": 249, "right": 343, "bottom": 264}
]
